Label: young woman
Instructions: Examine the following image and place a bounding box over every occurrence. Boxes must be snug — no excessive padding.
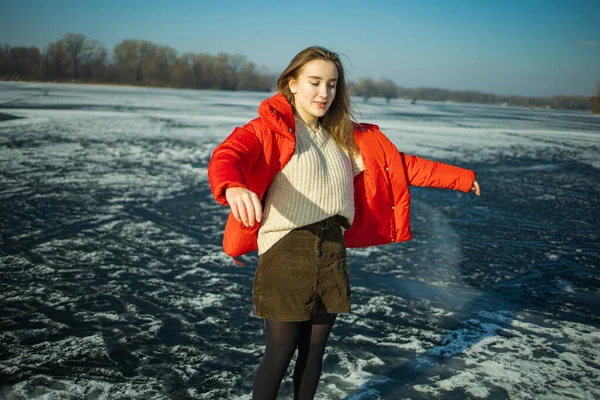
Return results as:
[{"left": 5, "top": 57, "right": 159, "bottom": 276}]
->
[{"left": 208, "top": 46, "right": 480, "bottom": 400}]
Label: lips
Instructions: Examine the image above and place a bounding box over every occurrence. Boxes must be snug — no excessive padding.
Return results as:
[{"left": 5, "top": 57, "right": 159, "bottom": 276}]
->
[{"left": 314, "top": 101, "right": 327, "bottom": 109}]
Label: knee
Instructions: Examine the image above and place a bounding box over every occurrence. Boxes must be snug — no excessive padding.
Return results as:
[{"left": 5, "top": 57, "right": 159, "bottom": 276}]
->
[
  {"left": 266, "top": 340, "right": 297, "bottom": 362},
  {"left": 305, "top": 342, "right": 327, "bottom": 364},
  {"left": 309, "top": 340, "right": 328, "bottom": 356}
]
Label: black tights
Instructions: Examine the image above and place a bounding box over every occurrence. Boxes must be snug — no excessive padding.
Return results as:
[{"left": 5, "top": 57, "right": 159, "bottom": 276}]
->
[{"left": 252, "top": 313, "right": 337, "bottom": 400}]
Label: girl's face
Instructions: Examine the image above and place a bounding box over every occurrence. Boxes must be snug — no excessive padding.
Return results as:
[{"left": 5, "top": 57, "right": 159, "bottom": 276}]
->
[{"left": 289, "top": 59, "right": 338, "bottom": 127}]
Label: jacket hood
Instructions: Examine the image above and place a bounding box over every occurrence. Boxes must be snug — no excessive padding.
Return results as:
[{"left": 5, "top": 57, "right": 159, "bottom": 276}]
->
[{"left": 258, "top": 93, "right": 296, "bottom": 141}]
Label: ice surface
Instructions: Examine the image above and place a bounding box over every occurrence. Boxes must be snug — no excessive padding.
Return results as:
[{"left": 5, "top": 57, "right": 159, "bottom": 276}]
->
[{"left": 1, "top": 82, "right": 599, "bottom": 399}]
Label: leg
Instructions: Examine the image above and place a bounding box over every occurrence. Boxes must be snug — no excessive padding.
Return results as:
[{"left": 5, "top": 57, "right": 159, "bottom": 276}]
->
[
  {"left": 293, "top": 313, "right": 337, "bottom": 400},
  {"left": 293, "top": 320, "right": 313, "bottom": 398},
  {"left": 252, "top": 318, "right": 302, "bottom": 400}
]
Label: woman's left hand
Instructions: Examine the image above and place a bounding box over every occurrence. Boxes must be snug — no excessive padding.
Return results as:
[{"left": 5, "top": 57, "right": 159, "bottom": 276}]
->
[{"left": 471, "top": 180, "right": 481, "bottom": 196}]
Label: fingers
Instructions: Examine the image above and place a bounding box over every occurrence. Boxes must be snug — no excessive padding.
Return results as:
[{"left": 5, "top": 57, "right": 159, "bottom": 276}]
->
[
  {"left": 251, "top": 192, "right": 263, "bottom": 223},
  {"left": 226, "top": 187, "right": 262, "bottom": 227},
  {"left": 242, "top": 194, "right": 255, "bottom": 226},
  {"left": 243, "top": 191, "right": 263, "bottom": 226},
  {"left": 229, "top": 200, "right": 241, "bottom": 222},
  {"left": 471, "top": 181, "right": 481, "bottom": 196}
]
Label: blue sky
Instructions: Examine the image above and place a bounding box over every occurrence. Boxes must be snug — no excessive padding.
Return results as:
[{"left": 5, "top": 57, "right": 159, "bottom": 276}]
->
[{"left": 2, "top": 0, "right": 598, "bottom": 97}]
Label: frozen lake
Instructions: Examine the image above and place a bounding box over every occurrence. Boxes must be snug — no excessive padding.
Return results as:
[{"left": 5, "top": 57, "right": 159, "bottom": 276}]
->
[{"left": 1, "top": 82, "right": 599, "bottom": 399}]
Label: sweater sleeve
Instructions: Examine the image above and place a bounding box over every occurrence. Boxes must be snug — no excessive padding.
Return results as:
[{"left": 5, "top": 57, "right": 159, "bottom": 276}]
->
[
  {"left": 208, "top": 126, "right": 262, "bottom": 205},
  {"left": 400, "top": 153, "right": 476, "bottom": 193}
]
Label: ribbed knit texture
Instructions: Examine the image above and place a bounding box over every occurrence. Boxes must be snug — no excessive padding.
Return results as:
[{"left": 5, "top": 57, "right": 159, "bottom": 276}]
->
[{"left": 257, "top": 117, "right": 364, "bottom": 255}]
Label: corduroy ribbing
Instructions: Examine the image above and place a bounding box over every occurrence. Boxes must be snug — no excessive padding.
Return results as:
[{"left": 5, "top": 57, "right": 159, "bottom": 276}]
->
[{"left": 257, "top": 118, "right": 361, "bottom": 255}]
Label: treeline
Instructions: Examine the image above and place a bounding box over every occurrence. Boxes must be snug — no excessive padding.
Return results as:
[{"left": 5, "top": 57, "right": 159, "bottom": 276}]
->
[
  {"left": 1, "top": 33, "right": 598, "bottom": 112},
  {"left": 350, "top": 77, "right": 597, "bottom": 112},
  {"left": 0, "top": 33, "right": 276, "bottom": 90},
  {"left": 592, "top": 84, "right": 600, "bottom": 114}
]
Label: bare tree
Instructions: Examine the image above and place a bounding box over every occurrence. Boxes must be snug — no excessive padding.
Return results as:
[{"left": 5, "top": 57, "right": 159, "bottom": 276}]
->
[
  {"left": 62, "top": 33, "right": 87, "bottom": 79},
  {"left": 44, "top": 40, "right": 68, "bottom": 80},
  {"left": 170, "top": 53, "right": 194, "bottom": 88},
  {"left": 214, "top": 52, "right": 234, "bottom": 89},
  {"left": 592, "top": 83, "right": 600, "bottom": 114},
  {"left": 228, "top": 54, "right": 247, "bottom": 76},
  {"left": 114, "top": 39, "right": 156, "bottom": 83},
  {"left": 355, "top": 77, "right": 377, "bottom": 102},
  {"left": 79, "top": 40, "right": 107, "bottom": 81},
  {"left": 8, "top": 47, "right": 27, "bottom": 77},
  {"left": 236, "top": 61, "right": 257, "bottom": 90},
  {"left": 377, "top": 77, "right": 397, "bottom": 104},
  {"left": 236, "top": 61, "right": 274, "bottom": 91},
  {"left": 10, "top": 46, "right": 41, "bottom": 79},
  {"left": 0, "top": 43, "right": 11, "bottom": 76},
  {"left": 146, "top": 45, "right": 177, "bottom": 85},
  {"left": 191, "top": 53, "right": 215, "bottom": 89}
]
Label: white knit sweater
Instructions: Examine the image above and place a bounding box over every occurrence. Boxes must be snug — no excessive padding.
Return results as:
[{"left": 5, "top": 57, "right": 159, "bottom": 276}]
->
[{"left": 257, "top": 117, "right": 365, "bottom": 255}]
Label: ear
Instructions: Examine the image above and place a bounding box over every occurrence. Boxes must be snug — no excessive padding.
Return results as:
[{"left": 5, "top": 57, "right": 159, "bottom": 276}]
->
[{"left": 288, "top": 79, "right": 297, "bottom": 94}]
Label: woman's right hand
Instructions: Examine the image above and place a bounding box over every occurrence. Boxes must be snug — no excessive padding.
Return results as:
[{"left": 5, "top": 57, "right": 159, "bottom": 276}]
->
[{"left": 225, "top": 187, "right": 263, "bottom": 227}]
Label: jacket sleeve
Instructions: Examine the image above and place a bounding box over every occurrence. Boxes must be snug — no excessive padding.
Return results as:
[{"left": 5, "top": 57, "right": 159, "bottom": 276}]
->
[
  {"left": 400, "top": 153, "right": 476, "bottom": 193},
  {"left": 208, "top": 126, "right": 262, "bottom": 205}
]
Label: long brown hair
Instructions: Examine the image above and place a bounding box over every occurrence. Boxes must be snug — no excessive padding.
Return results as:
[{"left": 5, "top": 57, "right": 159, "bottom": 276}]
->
[{"left": 277, "top": 46, "right": 358, "bottom": 155}]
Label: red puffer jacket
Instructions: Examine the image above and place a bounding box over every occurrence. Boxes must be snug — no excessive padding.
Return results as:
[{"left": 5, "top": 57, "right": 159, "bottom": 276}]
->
[{"left": 208, "top": 93, "right": 475, "bottom": 258}]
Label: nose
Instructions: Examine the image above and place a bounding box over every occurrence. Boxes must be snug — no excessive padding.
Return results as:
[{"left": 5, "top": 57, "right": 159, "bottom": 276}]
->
[{"left": 318, "top": 83, "right": 329, "bottom": 98}]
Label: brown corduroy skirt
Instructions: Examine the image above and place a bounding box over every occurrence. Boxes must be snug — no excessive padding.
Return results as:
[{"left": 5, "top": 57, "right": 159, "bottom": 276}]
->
[{"left": 252, "top": 216, "right": 351, "bottom": 322}]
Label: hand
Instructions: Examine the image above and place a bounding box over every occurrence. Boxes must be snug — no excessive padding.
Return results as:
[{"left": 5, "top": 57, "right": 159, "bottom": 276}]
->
[
  {"left": 225, "top": 187, "right": 263, "bottom": 227},
  {"left": 471, "top": 180, "right": 481, "bottom": 196}
]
